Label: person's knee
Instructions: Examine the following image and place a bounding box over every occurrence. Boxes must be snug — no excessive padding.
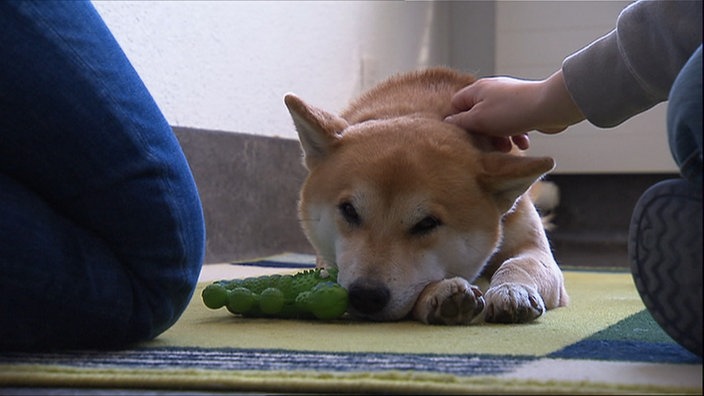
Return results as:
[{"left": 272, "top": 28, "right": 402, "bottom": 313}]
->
[
  {"left": 129, "top": 193, "right": 206, "bottom": 341},
  {"left": 138, "top": 239, "right": 205, "bottom": 340},
  {"left": 668, "top": 45, "right": 702, "bottom": 185},
  {"left": 0, "top": 172, "right": 205, "bottom": 350}
]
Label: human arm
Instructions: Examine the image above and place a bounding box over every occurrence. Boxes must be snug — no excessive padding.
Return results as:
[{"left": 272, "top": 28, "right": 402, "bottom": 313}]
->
[
  {"left": 563, "top": 0, "right": 702, "bottom": 127},
  {"left": 446, "top": 0, "right": 702, "bottom": 149}
]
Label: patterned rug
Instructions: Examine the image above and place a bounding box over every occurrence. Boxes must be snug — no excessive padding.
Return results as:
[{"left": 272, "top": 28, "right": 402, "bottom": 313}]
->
[{"left": 1, "top": 253, "right": 701, "bottom": 394}]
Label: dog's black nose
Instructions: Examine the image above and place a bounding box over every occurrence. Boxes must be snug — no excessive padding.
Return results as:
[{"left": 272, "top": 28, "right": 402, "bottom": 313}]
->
[{"left": 348, "top": 279, "right": 390, "bottom": 314}]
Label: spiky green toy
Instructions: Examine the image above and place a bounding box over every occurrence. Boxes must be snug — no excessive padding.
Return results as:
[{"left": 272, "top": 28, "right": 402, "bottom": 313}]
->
[{"left": 202, "top": 268, "right": 348, "bottom": 320}]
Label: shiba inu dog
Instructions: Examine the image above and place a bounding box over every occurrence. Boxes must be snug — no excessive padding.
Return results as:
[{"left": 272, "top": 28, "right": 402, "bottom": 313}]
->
[{"left": 284, "top": 67, "right": 568, "bottom": 325}]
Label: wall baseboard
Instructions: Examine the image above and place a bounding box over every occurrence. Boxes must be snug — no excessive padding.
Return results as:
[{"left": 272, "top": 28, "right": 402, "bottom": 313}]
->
[
  {"left": 174, "top": 127, "right": 313, "bottom": 263},
  {"left": 546, "top": 173, "right": 678, "bottom": 268}
]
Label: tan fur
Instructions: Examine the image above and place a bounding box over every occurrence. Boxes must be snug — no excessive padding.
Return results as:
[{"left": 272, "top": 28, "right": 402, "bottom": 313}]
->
[{"left": 285, "top": 67, "right": 568, "bottom": 325}]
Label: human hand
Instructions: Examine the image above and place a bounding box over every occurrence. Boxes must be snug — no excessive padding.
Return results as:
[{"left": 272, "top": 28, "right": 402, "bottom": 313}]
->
[{"left": 445, "top": 71, "right": 584, "bottom": 151}]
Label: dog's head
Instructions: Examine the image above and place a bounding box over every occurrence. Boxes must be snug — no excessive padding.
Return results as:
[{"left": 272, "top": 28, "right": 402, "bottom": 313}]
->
[{"left": 285, "top": 93, "right": 554, "bottom": 321}]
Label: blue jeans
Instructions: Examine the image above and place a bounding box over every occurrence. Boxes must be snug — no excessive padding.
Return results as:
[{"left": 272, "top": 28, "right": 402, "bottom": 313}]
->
[
  {"left": 628, "top": 44, "right": 702, "bottom": 356},
  {"left": 0, "top": 1, "right": 205, "bottom": 350},
  {"left": 668, "top": 45, "right": 703, "bottom": 186}
]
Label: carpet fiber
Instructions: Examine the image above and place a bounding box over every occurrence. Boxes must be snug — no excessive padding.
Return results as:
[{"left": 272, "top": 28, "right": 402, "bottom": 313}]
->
[{"left": 1, "top": 253, "right": 701, "bottom": 394}]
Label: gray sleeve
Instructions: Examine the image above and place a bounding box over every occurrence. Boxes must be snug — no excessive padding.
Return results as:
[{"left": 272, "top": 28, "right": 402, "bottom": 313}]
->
[{"left": 562, "top": 0, "right": 702, "bottom": 128}]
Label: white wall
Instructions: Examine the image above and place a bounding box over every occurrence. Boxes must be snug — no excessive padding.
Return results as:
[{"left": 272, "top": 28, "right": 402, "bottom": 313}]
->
[
  {"left": 93, "top": 1, "right": 460, "bottom": 140},
  {"left": 94, "top": 1, "right": 362, "bottom": 139},
  {"left": 94, "top": 1, "right": 677, "bottom": 173}
]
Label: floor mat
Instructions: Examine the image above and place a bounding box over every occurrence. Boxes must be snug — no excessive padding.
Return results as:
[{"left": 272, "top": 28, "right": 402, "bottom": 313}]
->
[{"left": 1, "top": 254, "right": 701, "bottom": 394}]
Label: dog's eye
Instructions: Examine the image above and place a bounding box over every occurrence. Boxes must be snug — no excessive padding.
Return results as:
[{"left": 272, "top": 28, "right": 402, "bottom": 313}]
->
[
  {"left": 339, "top": 202, "right": 361, "bottom": 226},
  {"left": 410, "top": 216, "right": 442, "bottom": 236}
]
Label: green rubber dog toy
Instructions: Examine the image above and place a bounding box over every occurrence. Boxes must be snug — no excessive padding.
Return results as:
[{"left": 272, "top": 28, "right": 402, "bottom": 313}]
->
[{"left": 202, "top": 268, "right": 348, "bottom": 320}]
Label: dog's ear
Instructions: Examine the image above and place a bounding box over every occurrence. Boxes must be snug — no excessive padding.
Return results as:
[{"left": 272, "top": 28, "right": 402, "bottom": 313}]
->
[
  {"left": 478, "top": 153, "right": 555, "bottom": 213},
  {"left": 284, "top": 93, "right": 349, "bottom": 169}
]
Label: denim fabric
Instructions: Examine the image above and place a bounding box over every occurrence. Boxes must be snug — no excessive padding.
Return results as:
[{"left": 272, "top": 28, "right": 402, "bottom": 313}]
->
[
  {"left": 668, "top": 45, "right": 703, "bottom": 186},
  {"left": 0, "top": 1, "right": 205, "bottom": 350}
]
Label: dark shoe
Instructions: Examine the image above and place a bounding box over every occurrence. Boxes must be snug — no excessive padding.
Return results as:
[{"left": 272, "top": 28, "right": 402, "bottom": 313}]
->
[{"left": 629, "top": 179, "right": 702, "bottom": 356}]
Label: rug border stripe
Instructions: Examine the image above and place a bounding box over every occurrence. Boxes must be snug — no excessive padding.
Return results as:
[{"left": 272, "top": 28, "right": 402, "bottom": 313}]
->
[{"left": 1, "top": 363, "right": 700, "bottom": 395}]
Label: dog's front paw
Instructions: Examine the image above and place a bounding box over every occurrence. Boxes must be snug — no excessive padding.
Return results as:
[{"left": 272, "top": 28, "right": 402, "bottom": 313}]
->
[
  {"left": 413, "top": 277, "right": 485, "bottom": 325},
  {"left": 484, "top": 283, "right": 545, "bottom": 323}
]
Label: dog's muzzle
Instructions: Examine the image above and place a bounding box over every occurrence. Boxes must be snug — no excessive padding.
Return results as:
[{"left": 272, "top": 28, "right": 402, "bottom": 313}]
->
[{"left": 347, "top": 278, "right": 391, "bottom": 316}]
